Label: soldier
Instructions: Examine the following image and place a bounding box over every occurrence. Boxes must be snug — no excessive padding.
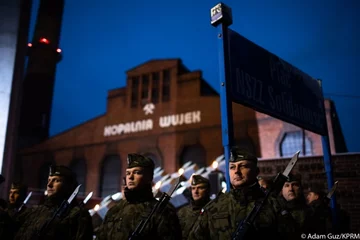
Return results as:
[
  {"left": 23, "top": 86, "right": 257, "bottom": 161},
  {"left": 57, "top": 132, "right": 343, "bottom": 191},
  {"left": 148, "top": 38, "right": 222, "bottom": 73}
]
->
[
  {"left": 305, "top": 184, "right": 332, "bottom": 233},
  {"left": 276, "top": 173, "right": 308, "bottom": 238},
  {"left": 188, "top": 147, "right": 292, "bottom": 240},
  {"left": 7, "top": 182, "right": 28, "bottom": 218},
  {"left": 96, "top": 153, "right": 182, "bottom": 240},
  {"left": 178, "top": 175, "right": 211, "bottom": 239},
  {"left": 14, "top": 165, "right": 94, "bottom": 240}
]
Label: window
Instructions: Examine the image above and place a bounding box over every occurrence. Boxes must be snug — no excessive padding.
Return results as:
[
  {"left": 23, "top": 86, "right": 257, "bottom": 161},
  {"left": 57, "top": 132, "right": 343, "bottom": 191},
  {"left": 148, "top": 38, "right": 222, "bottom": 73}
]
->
[
  {"left": 151, "top": 72, "right": 160, "bottom": 103},
  {"left": 141, "top": 74, "right": 149, "bottom": 103},
  {"left": 70, "top": 159, "right": 87, "bottom": 196},
  {"left": 162, "top": 69, "right": 171, "bottom": 102},
  {"left": 131, "top": 77, "right": 139, "bottom": 108},
  {"left": 280, "top": 131, "right": 312, "bottom": 157},
  {"left": 100, "top": 155, "right": 121, "bottom": 197}
]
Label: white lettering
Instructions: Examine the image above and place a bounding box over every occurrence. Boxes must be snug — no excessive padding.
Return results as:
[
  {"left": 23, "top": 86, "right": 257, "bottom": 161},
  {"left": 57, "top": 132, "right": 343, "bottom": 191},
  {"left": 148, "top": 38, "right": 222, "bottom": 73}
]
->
[
  {"left": 104, "top": 111, "right": 202, "bottom": 136},
  {"left": 103, "top": 119, "right": 153, "bottom": 137},
  {"left": 160, "top": 111, "right": 201, "bottom": 128}
]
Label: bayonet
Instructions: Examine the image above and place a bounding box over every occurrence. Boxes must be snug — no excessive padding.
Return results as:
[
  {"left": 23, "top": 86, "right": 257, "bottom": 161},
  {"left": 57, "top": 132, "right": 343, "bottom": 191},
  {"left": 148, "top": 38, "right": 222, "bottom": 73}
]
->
[
  {"left": 167, "top": 176, "right": 181, "bottom": 196},
  {"left": 282, "top": 150, "right": 300, "bottom": 177},
  {"left": 67, "top": 184, "right": 81, "bottom": 204},
  {"left": 326, "top": 181, "right": 338, "bottom": 200},
  {"left": 79, "top": 191, "right": 93, "bottom": 208},
  {"left": 18, "top": 191, "right": 32, "bottom": 212},
  {"left": 83, "top": 191, "right": 93, "bottom": 204}
]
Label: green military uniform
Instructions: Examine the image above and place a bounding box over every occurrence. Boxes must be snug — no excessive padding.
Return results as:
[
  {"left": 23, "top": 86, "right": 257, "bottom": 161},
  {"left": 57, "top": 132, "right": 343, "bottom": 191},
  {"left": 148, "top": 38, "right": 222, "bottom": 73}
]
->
[
  {"left": 0, "top": 206, "right": 16, "bottom": 240},
  {"left": 14, "top": 199, "right": 93, "bottom": 240},
  {"left": 304, "top": 185, "right": 333, "bottom": 233},
  {"left": 14, "top": 165, "right": 94, "bottom": 240},
  {"left": 188, "top": 148, "right": 292, "bottom": 240},
  {"left": 96, "top": 153, "right": 182, "bottom": 240},
  {"left": 276, "top": 173, "right": 308, "bottom": 239},
  {"left": 178, "top": 175, "right": 210, "bottom": 240}
]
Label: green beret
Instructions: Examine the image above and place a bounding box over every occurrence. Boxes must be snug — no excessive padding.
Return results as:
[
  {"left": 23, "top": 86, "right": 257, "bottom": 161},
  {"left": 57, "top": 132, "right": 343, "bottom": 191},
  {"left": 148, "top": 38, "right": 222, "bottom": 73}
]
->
[
  {"left": 49, "top": 165, "right": 76, "bottom": 183},
  {"left": 127, "top": 153, "right": 155, "bottom": 172},
  {"left": 191, "top": 175, "right": 210, "bottom": 187},
  {"left": 230, "top": 147, "right": 258, "bottom": 164}
]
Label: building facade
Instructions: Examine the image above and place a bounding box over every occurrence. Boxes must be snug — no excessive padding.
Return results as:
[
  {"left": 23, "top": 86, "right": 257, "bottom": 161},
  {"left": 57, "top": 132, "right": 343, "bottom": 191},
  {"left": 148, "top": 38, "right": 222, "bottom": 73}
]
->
[{"left": 17, "top": 59, "right": 347, "bottom": 197}]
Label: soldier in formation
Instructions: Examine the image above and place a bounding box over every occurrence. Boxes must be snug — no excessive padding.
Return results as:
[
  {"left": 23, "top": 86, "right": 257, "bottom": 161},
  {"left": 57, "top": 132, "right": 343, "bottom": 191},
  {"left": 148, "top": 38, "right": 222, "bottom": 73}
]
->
[
  {"left": 96, "top": 153, "right": 182, "bottom": 240},
  {"left": 14, "top": 165, "right": 94, "bottom": 240},
  {"left": 187, "top": 147, "right": 295, "bottom": 240},
  {"left": 0, "top": 147, "right": 348, "bottom": 239},
  {"left": 177, "top": 174, "right": 211, "bottom": 239}
]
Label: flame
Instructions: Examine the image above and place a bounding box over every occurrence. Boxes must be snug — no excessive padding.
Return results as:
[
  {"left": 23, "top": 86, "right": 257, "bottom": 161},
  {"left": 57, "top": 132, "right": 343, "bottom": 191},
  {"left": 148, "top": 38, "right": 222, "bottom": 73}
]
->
[
  {"left": 178, "top": 168, "right": 184, "bottom": 176},
  {"left": 44, "top": 190, "right": 48, "bottom": 195},
  {"left": 154, "top": 181, "right": 162, "bottom": 190},
  {"left": 94, "top": 204, "right": 100, "bottom": 211},
  {"left": 212, "top": 161, "right": 218, "bottom": 169},
  {"left": 27, "top": 43, "right": 32, "bottom": 47}
]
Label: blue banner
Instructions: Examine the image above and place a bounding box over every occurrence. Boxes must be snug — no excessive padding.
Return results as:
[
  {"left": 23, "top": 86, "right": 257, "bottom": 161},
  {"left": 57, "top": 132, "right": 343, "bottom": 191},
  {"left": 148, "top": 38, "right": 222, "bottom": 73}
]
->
[{"left": 227, "top": 28, "right": 327, "bottom": 135}]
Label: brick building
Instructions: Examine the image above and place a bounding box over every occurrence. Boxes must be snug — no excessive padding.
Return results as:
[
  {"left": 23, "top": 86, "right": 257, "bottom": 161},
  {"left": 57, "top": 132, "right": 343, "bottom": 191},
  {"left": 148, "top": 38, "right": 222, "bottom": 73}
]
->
[{"left": 17, "top": 58, "right": 347, "bottom": 198}]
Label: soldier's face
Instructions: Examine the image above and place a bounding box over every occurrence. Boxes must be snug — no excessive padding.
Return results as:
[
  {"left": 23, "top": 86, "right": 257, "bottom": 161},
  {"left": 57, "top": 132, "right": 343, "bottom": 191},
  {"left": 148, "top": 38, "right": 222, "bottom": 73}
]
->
[
  {"left": 191, "top": 183, "right": 208, "bottom": 201},
  {"left": 306, "top": 192, "right": 319, "bottom": 204},
  {"left": 126, "top": 167, "right": 150, "bottom": 190},
  {"left": 47, "top": 176, "right": 64, "bottom": 197},
  {"left": 9, "top": 188, "right": 20, "bottom": 204},
  {"left": 282, "top": 181, "right": 301, "bottom": 201},
  {"left": 229, "top": 160, "right": 258, "bottom": 189}
]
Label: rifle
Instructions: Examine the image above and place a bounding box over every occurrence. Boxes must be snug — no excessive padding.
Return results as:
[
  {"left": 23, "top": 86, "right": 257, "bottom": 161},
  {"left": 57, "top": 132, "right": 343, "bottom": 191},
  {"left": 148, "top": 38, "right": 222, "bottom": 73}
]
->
[
  {"left": 128, "top": 177, "right": 181, "bottom": 240},
  {"left": 36, "top": 184, "right": 81, "bottom": 238},
  {"left": 231, "top": 151, "right": 300, "bottom": 240}
]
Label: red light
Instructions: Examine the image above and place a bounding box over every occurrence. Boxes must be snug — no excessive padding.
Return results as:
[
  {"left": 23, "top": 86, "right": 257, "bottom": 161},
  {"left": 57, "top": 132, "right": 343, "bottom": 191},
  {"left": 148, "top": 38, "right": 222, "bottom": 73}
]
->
[
  {"left": 56, "top": 48, "right": 62, "bottom": 53},
  {"left": 27, "top": 43, "right": 32, "bottom": 47},
  {"left": 39, "top": 38, "right": 50, "bottom": 44}
]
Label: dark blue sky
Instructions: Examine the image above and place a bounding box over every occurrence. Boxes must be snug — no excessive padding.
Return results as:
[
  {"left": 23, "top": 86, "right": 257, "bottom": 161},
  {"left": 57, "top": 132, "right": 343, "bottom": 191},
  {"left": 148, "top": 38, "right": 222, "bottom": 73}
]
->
[{"left": 29, "top": 0, "right": 360, "bottom": 152}]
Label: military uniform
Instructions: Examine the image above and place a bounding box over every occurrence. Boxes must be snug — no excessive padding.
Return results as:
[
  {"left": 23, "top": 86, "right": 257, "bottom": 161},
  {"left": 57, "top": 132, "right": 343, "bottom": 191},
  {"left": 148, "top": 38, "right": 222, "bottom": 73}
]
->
[
  {"left": 188, "top": 148, "right": 292, "bottom": 240},
  {"left": 14, "top": 198, "right": 93, "bottom": 240},
  {"left": 276, "top": 173, "right": 308, "bottom": 239},
  {"left": 14, "top": 165, "right": 93, "bottom": 240},
  {"left": 96, "top": 153, "right": 182, "bottom": 240},
  {"left": 178, "top": 175, "right": 210, "bottom": 240}
]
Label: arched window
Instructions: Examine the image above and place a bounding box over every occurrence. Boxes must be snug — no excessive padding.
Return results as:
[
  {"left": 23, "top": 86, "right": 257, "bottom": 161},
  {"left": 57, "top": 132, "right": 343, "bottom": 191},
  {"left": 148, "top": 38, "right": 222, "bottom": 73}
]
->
[
  {"left": 143, "top": 152, "right": 161, "bottom": 168},
  {"left": 69, "top": 159, "right": 87, "bottom": 196},
  {"left": 38, "top": 162, "right": 53, "bottom": 191},
  {"left": 280, "top": 131, "right": 312, "bottom": 157},
  {"left": 179, "top": 144, "right": 206, "bottom": 168},
  {"left": 99, "top": 155, "right": 121, "bottom": 198}
]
